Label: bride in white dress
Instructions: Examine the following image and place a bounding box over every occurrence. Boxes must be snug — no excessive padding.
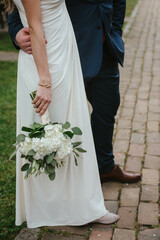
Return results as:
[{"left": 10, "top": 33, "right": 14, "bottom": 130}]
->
[{"left": 6, "top": 0, "right": 119, "bottom": 228}]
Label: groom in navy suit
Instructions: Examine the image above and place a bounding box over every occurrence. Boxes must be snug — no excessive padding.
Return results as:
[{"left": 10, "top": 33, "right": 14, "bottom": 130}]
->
[{"left": 8, "top": 0, "right": 141, "bottom": 183}]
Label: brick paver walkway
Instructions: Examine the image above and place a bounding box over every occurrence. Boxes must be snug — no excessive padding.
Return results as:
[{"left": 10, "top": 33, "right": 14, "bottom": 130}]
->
[
  {"left": 0, "top": 51, "right": 18, "bottom": 61},
  {"left": 0, "top": 24, "right": 19, "bottom": 61},
  {"left": 14, "top": 0, "right": 160, "bottom": 239}
]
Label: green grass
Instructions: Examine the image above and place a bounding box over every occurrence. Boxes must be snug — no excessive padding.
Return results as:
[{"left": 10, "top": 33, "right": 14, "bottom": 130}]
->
[
  {"left": 123, "top": 0, "right": 138, "bottom": 29},
  {"left": 0, "top": 61, "right": 26, "bottom": 240},
  {"left": 126, "top": 0, "right": 138, "bottom": 17},
  {"left": 0, "top": 32, "right": 17, "bottom": 52}
]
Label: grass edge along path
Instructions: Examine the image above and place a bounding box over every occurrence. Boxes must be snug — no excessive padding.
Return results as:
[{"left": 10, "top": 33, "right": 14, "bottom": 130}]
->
[{"left": 0, "top": 61, "right": 26, "bottom": 240}]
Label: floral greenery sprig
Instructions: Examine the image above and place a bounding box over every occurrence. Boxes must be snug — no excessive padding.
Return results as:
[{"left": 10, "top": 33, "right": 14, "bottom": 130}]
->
[
  {"left": 30, "top": 90, "right": 36, "bottom": 101},
  {"left": 10, "top": 91, "right": 86, "bottom": 181},
  {"left": 11, "top": 121, "right": 86, "bottom": 181}
]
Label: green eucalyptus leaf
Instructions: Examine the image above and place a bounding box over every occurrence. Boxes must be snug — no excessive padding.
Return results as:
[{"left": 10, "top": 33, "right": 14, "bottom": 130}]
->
[
  {"left": 51, "top": 159, "right": 57, "bottom": 167},
  {"left": 27, "top": 149, "right": 36, "bottom": 156},
  {"left": 74, "top": 156, "right": 78, "bottom": 166},
  {"left": 22, "top": 126, "right": 33, "bottom": 132},
  {"left": 29, "top": 130, "right": 40, "bottom": 136},
  {"left": 25, "top": 155, "right": 34, "bottom": 162},
  {"left": 21, "top": 163, "right": 30, "bottom": 172},
  {"left": 64, "top": 131, "right": 74, "bottom": 139},
  {"left": 45, "top": 168, "right": 49, "bottom": 175},
  {"left": 71, "top": 127, "right": 82, "bottom": 135},
  {"left": 49, "top": 172, "right": 56, "bottom": 181},
  {"left": 74, "top": 151, "right": 80, "bottom": 157},
  {"left": 30, "top": 91, "right": 37, "bottom": 101},
  {"left": 72, "top": 142, "right": 82, "bottom": 148},
  {"left": 30, "top": 93, "right": 34, "bottom": 101},
  {"left": 29, "top": 131, "right": 45, "bottom": 138},
  {"left": 46, "top": 164, "right": 55, "bottom": 174},
  {"left": 16, "top": 134, "right": 26, "bottom": 143},
  {"left": 62, "top": 122, "right": 71, "bottom": 129},
  {"left": 32, "top": 122, "right": 42, "bottom": 129},
  {"left": 46, "top": 153, "right": 55, "bottom": 164},
  {"left": 75, "top": 148, "right": 87, "bottom": 153},
  {"left": 36, "top": 126, "right": 45, "bottom": 131},
  {"left": 9, "top": 150, "right": 17, "bottom": 160},
  {"left": 27, "top": 167, "right": 32, "bottom": 175}
]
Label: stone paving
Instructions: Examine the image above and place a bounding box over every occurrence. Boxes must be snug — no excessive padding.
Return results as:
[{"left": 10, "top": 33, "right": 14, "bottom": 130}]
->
[
  {"left": 0, "top": 50, "right": 18, "bottom": 61},
  {"left": 0, "top": 25, "right": 19, "bottom": 61},
  {"left": 1, "top": 0, "right": 159, "bottom": 239}
]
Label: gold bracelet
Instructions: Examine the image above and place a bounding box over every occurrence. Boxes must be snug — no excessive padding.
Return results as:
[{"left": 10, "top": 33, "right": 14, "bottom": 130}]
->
[{"left": 38, "top": 83, "right": 52, "bottom": 88}]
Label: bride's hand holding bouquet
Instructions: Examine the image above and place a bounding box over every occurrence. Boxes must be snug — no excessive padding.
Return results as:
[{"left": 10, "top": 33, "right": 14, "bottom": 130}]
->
[
  {"left": 32, "top": 78, "right": 52, "bottom": 117},
  {"left": 10, "top": 91, "right": 86, "bottom": 181}
]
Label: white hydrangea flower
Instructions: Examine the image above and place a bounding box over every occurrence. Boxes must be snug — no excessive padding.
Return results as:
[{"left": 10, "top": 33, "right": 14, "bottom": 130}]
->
[
  {"left": 19, "top": 138, "right": 32, "bottom": 156},
  {"left": 44, "top": 125, "right": 55, "bottom": 131},
  {"left": 34, "top": 152, "right": 41, "bottom": 160},
  {"left": 19, "top": 123, "right": 73, "bottom": 163},
  {"left": 55, "top": 138, "right": 73, "bottom": 161},
  {"left": 45, "top": 124, "right": 63, "bottom": 139},
  {"left": 31, "top": 138, "right": 41, "bottom": 152},
  {"left": 25, "top": 137, "right": 31, "bottom": 143}
]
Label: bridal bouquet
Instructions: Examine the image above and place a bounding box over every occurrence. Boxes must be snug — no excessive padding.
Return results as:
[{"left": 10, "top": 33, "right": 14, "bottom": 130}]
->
[{"left": 10, "top": 92, "right": 86, "bottom": 181}]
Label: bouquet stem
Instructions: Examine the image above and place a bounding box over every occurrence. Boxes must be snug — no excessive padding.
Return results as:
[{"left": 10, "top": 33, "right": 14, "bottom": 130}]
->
[
  {"left": 41, "top": 109, "right": 50, "bottom": 124},
  {"left": 30, "top": 91, "right": 50, "bottom": 124}
]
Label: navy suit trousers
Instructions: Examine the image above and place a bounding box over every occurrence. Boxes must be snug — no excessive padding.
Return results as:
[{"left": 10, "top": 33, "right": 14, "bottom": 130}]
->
[{"left": 85, "top": 42, "right": 120, "bottom": 174}]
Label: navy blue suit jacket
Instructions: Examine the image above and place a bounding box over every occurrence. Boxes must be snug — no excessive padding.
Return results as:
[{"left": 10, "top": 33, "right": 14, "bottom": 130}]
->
[{"left": 8, "top": 0, "right": 126, "bottom": 79}]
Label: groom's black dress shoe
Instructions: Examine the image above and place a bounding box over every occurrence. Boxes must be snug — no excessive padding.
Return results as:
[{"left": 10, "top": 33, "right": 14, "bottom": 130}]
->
[{"left": 100, "top": 164, "right": 141, "bottom": 183}]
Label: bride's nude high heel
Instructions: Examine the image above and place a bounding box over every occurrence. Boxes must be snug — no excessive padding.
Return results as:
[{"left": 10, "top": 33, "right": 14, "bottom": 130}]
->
[{"left": 92, "top": 212, "right": 120, "bottom": 224}]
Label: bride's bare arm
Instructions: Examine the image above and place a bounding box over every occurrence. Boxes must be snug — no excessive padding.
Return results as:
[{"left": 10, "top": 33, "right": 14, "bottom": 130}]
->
[{"left": 21, "top": 0, "right": 52, "bottom": 116}]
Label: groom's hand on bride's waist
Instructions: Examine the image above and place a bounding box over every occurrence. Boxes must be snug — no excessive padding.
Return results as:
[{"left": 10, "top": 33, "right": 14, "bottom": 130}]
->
[
  {"left": 15, "top": 27, "right": 48, "bottom": 55},
  {"left": 15, "top": 27, "right": 32, "bottom": 54}
]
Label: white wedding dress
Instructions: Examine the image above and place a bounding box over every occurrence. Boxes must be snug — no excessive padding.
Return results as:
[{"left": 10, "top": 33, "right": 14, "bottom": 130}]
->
[{"left": 14, "top": 0, "right": 107, "bottom": 228}]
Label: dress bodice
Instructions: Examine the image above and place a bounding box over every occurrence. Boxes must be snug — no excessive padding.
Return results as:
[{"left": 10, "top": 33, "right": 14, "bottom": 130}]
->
[
  {"left": 13, "top": 0, "right": 65, "bottom": 27},
  {"left": 14, "top": 0, "right": 65, "bottom": 10}
]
